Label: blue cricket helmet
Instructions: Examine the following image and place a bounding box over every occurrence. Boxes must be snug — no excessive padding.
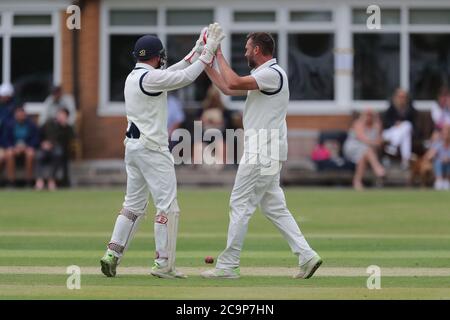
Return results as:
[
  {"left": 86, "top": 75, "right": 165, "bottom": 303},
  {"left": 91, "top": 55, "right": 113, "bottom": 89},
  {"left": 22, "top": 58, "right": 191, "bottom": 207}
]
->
[{"left": 132, "top": 35, "right": 167, "bottom": 66}]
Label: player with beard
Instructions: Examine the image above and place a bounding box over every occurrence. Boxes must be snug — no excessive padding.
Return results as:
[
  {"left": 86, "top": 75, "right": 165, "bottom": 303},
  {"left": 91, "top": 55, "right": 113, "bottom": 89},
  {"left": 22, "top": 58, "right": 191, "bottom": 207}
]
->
[{"left": 201, "top": 32, "right": 322, "bottom": 279}]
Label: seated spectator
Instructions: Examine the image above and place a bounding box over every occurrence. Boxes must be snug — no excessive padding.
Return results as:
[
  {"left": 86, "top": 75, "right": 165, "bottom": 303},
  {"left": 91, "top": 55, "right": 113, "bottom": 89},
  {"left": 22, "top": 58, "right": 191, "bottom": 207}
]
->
[
  {"left": 424, "top": 125, "right": 450, "bottom": 190},
  {"left": 167, "top": 91, "right": 185, "bottom": 151},
  {"left": 0, "top": 83, "right": 17, "bottom": 128},
  {"left": 429, "top": 87, "right": 450, "bottom": 145},
  {"left": 38, "top": 85, "right": 76, "bottom": 126},
  {"left": 431, "top": 87, "right": 450, "bottom": 132},
  {"left": 193, "top": 86, "right": 233, "bottom": 168},
  {"left": 343, "top": 109, "right": 386, "bottom": 190},
  {"left": 1, "top": 84, "right": 18, "bottom": 175},
  {"left": 3, "top": 106, "right": 39, "bottom": 187},
  {"left": 35, "top": 108, "right": 75, "bottom": 191},
  {"left": 382, "top": 88, "right": 417, "bottom": 169},
  {"left": 311, "top": 133, "right": 354, "bottom": 171}
]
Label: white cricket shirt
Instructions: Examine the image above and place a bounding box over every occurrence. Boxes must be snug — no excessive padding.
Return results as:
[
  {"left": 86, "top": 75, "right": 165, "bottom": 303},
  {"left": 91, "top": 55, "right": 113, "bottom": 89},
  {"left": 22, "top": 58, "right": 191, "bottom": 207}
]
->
[
  {"left": 124, "top": 60, "right": 204, "bottom": 151},
  {"left": 244, "top": 58, "right": 289, "bottom": 161}
]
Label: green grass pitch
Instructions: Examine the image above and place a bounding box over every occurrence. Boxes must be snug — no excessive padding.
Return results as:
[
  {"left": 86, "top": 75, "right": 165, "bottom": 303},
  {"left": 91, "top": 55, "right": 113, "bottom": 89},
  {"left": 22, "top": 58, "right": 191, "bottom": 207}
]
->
[{"left": 0, "top": 188, "right": 449, "bottom": 299}]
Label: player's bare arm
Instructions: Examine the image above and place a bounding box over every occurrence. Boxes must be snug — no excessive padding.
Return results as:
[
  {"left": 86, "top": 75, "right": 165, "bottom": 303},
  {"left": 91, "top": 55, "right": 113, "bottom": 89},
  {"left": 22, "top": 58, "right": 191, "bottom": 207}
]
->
[
  {"left": 204, "top": 65, "right": 246, "bottom": 96},
  {"left": 215, "top": 47, "right": 259, "bottom": 91}
]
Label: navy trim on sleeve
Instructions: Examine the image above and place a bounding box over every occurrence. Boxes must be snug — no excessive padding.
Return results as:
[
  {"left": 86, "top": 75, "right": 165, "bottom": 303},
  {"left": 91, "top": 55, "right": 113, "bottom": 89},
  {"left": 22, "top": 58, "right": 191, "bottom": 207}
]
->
[
  {"left": 139, "top": 71, "right": 163, "bottom": 96},
  {"left": 260, "top": 63, "right": 283, "bottom": 96}
]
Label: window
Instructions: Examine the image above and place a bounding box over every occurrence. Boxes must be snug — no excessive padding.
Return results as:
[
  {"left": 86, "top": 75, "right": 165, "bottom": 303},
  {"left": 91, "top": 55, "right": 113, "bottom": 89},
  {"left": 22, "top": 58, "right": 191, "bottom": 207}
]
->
[
  {"left": 0, "top": 10, "right": 59, "bottom": 107},
  {"left": 13, "top": 14, "right": 52, "bottom": 26},
  {"left": 233, "top": 11, "right": 276, "bottom": 22},
  {"left": 110, "top": 10, "right": 157, "bottom": 26},
  {"left": 166, "top": 9, "right": 213, "bottom": 26},
  {"left": 11, "top": 37, "right": 54, "bottom": 102},
  {"left": 166, "top": 34, "right": 210, "bottom": 102},
  {"left": 109, "top": 35, "right": 142, "bottom": 102},
  {"left": 410, "top": 9, "right": 450, "bottom": 25},
  {"left": 288, "top": 34, "right": 334, "bottom": 100},
  {"left": 410, "top": 34, "right": 450, "bottom": 100},
  {"left": 0, "top": 38, "right": 3, "bottom": 84},
  {"left": 353, "top": 34, "right": 400, "bottom": 100},
  {"left": 290, "top": 11, "right": 332, "bottom": 22}
]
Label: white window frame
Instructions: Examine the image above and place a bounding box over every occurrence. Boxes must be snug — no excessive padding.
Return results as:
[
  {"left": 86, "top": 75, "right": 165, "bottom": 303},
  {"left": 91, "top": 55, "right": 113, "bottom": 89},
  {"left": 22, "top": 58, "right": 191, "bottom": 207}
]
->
[
  {"left": 0, "top": 1, "right": 68, "bottom": 115},
  {"left": 99, "top": 0, "right": 450, "bottom": 117}
]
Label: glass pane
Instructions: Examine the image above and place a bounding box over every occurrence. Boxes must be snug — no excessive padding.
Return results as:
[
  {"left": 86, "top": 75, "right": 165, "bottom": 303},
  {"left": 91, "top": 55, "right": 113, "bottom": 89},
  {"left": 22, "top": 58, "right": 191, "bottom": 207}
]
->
[
  {"left": 109, "top": 35, "right": 143, "bottom": 102},
  {"left": 233, "top": 11, "right": 275, "bottom": 22},
  {"left": 410, "top": 9, "right": 450, "bottom": 25},
  {"left": 231, "top": 33, "right": 278, "bottom": 101},
  {"left": 110, "top": 10, "right": 157, "bottom": 26},
  {"left": 0, "top": 38, "right": 2, "bottom": 84},
  {"left": 166, "top": 10, "right": 213, "bottom": 26},
  {"left": 352, "top": 8, "right": 400, "bottom": 25},
  {"left": 410, "top": 34, "right": 450, "bottom": 100},
  {"left": 290, "top": 11, "right": 332, "bottom": 22},
  {"left": 14, "top": 15, "right": 52, "bottom": 26},
  {"left": 288, "top": 34, "right": 334, "bottom": 100},
  {"left": 11, "top": 37, "right": 53, "bottom": 102},
  {"left": 166, "top": 34, "right": 211, "bottom": 102},
  {"left": 353, "top": 33, "right": 400, "bottom": 100}
]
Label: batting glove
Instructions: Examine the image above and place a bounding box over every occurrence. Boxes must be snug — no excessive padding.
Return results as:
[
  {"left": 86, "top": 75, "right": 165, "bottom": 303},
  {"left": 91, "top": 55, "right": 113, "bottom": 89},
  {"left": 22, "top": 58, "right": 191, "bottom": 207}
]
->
[
  {"left": 199, "top": 22, "right": 225, "bottom": 65},
  {"left": 184, "top": 27, "right": 208, "bottom": 64}
]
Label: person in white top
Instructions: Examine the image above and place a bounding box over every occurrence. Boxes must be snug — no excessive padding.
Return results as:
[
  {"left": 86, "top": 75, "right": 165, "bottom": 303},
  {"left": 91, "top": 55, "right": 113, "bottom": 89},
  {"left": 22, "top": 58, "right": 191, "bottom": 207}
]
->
[
  {"left": 201, "top": 32, "right": 321, "bottom": 279},
  {"left": 100, "top": 23, "right": 225, "bottom": 279},
  {"left": 39, "top": 86, "right": 77, "bottom": 127},
  {"left": 431, "top": 88, "right": 450, "bottom": 132}
]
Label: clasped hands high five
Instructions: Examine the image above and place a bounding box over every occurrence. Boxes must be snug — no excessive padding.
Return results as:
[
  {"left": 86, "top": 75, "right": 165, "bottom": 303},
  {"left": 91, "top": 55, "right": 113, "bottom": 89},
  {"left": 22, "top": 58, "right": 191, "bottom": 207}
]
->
[{"left": 185, "top": 22, "right": 226, "bottom": 65}]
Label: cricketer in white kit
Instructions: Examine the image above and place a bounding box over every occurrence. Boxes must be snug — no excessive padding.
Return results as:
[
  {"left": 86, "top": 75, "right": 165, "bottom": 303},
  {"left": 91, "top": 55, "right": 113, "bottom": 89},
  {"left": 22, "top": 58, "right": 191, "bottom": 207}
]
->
[
  {"left": 100, "top": 23, "right": 225, "bottom": 279},
  {"left": 202, "top": 32, "right": 322, "bottom": 279}
]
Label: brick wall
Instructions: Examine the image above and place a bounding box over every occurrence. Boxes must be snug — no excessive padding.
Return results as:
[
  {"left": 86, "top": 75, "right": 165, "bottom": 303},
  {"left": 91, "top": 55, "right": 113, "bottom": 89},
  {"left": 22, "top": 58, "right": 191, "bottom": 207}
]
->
[
  {"left": 61, "top": 0, "right": 126, "bottom": 159},
  {"left": 287, "top": 115, "right": 352, "bottom": 130}
]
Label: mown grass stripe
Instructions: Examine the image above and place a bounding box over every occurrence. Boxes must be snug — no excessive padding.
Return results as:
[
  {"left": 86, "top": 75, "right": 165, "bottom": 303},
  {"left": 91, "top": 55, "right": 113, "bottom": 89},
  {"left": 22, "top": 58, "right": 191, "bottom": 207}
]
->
[
  {"left": 1, "top": 231, "right": 450, "bottom": 239},
  {"left": 1, "top": 266, "right": 450, "bottom": 277},
  {"left": 1, "top": 249, "right": 450, "bottom": 259}
]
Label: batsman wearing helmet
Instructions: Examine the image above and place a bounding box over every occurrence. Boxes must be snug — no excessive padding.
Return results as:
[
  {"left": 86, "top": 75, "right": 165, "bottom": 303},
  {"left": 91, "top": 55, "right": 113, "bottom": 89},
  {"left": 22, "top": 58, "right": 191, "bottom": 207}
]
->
[{"left": 100, "top": 23, "right": 225, "bottom": 279}]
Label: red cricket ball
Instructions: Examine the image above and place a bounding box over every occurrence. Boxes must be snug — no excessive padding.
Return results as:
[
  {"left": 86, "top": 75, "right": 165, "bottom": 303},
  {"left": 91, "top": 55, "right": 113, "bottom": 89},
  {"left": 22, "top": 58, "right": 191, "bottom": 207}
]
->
[{"left": 204, "top": 256, "right": 214, "bottom": 264}]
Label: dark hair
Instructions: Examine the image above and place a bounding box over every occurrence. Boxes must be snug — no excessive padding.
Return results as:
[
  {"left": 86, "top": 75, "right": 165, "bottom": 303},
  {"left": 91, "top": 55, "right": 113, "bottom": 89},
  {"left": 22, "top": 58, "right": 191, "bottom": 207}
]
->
[{"left": 246, "top": 32, "right": 275, "bottom": 56}]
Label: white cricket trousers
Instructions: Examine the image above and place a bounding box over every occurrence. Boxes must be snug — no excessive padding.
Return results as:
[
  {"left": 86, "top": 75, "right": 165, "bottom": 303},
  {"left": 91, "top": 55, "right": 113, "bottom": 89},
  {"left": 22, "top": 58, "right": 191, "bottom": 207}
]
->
[
  {"left": 116, "top": 139, "right": 179, "bottom": 266},
  {"left": 123, "top": 139, "right": 177, "bottom": 214},
  {"left": 216, "top": 155, "right": 317, "bottom": 269},
  {"left": 382, "top": 121, "right": 413, "bottom": 162}
]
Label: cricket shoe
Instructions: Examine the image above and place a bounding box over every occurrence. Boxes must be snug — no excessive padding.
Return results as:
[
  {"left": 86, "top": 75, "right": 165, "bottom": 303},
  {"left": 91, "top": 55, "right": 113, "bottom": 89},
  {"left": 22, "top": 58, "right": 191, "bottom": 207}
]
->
[
  {"left": 294, "top": 254, "right": 322, "bottom": 279},
  {"left": 200, "top": 267, "right": 240, "bottom": 279},
  {"left": 100, "top": 250, "right": 119, "bottom": 277},
  {"left": 150, "top": 262, "right": 187, "bottom": 279}
]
